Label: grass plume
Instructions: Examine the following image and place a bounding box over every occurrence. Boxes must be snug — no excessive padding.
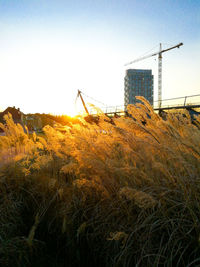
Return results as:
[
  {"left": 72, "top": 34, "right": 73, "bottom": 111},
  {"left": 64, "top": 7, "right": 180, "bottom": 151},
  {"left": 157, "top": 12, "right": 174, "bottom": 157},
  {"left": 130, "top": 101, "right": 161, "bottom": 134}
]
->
[{"left": 0, "top": 99, "right": 200, "bottom": 266}]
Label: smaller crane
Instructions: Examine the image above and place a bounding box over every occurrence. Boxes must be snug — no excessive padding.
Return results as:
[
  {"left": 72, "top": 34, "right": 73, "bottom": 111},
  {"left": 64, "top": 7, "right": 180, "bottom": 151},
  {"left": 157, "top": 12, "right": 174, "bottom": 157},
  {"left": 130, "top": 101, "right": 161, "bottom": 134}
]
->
[
  {"left": 76, "top": 90, "right": 89, "bottom": 115},
  {"left": 75, "top": 90, "right": 99, "bottom": 123},
  {"left": 75, "top": 90, "right": 113, "bottom": 124},
  {"left": 125, "top": 42, "right": 183, "bottom": 108}
]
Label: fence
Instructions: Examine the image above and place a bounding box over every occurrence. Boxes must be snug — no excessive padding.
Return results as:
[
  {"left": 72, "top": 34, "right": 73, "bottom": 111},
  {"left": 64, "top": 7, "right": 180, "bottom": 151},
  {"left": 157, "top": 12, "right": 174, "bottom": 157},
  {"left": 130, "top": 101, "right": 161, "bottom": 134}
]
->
[{"left": 89, "top": 94, "right": 200, "bottom": 115}]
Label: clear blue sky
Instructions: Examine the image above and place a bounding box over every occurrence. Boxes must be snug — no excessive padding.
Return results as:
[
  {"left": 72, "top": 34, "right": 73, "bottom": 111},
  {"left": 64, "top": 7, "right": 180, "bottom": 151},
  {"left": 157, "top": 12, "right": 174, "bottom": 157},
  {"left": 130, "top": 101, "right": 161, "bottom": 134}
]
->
[{"left": 0, "top": 0, "right": 199, "bottom": 114}]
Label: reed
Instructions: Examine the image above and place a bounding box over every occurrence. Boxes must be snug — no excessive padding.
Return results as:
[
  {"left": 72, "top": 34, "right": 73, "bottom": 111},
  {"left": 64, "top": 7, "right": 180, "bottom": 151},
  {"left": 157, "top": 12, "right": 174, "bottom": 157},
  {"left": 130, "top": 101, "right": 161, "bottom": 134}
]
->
[{"left": 0, "top": 97, "right": 200, "bottom": 266}]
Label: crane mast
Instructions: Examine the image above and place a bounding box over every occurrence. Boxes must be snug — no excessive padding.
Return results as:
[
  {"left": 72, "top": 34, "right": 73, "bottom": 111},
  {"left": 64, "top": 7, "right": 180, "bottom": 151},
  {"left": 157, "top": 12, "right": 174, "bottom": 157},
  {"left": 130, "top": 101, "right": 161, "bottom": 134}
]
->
[
  {"left": 158, "top": 43, "right": 162, "bottom": 107},
  {"left": 125, "top": 42, "right": 183, "bottom": 108}
]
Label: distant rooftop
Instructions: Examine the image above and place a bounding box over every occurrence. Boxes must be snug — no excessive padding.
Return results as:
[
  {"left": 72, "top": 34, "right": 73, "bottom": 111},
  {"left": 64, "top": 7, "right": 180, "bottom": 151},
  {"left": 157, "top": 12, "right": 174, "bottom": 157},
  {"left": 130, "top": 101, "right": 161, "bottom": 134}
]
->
[
  {"left": 0, "top": 106, "right": 23, "bottom": 123},
  {"left": 126, "top": 69, "right": 152, "bottom": 75}
]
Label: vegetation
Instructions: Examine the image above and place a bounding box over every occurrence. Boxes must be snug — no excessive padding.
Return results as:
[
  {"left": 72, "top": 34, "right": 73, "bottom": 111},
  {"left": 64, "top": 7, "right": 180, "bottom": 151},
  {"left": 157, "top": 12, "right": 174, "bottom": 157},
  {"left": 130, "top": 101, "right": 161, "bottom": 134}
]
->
[
  {"left": 23, "top": 113, "right": 82, "bottom": 131},
  {"left": 0, "top": 97, "right": 200, "bottom": 267}
]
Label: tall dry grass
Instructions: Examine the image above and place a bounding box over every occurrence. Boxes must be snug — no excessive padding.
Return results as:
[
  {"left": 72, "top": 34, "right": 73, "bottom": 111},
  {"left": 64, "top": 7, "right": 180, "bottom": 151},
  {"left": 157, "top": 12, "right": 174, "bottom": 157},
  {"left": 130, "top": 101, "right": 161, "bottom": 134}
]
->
[{"left": 0, "top": 97, "right": 200, "bottom": 266}]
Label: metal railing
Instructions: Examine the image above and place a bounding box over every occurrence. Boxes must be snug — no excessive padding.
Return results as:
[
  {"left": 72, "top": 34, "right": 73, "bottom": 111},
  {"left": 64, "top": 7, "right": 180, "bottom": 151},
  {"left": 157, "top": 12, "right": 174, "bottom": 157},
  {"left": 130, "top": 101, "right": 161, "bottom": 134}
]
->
[
  {"left": 153, "top": 94, "right": 200, "bottom": 110},
  {"left": 89, "top": 94, "right": 200, "bottom": 115}
]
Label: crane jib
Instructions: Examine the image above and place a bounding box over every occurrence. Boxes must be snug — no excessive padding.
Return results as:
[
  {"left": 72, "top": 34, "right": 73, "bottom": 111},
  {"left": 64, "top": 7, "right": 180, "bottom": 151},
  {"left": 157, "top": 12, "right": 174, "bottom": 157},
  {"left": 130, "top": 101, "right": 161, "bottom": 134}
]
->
[
  {"left": 160, "top": 42, "right": 183, "bottom": 54},
  {"left": 124, "top": 42, "right": 183, "bottom": 109}
]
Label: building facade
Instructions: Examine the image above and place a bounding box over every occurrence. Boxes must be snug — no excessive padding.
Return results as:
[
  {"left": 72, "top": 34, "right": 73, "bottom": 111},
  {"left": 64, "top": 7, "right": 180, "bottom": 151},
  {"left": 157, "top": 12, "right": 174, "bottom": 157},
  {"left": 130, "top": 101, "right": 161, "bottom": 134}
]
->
[{"left": 124, "top": 69, "right": 154, "bottom": 106}]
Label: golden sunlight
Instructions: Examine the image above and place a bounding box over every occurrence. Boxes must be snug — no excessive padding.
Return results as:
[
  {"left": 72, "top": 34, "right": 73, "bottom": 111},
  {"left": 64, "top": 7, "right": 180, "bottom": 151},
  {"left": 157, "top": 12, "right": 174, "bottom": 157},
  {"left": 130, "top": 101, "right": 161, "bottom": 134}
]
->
[{"left": 56, "top": 97, "right": 88, "bottom": 117}]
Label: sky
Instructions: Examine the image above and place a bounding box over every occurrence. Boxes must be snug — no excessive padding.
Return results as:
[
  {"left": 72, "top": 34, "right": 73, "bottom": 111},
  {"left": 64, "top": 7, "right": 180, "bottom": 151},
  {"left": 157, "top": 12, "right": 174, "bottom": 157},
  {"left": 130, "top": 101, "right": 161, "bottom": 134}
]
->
[{"left": 0, "top": 0, "right": 199, "bottom": 115}]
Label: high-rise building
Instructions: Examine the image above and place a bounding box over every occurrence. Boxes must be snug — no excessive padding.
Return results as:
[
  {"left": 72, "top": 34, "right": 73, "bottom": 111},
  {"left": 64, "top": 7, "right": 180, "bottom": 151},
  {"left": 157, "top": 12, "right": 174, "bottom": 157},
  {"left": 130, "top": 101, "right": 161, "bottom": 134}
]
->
[{"left": 124, "top": 69, "right": 154, "bottom": 106}]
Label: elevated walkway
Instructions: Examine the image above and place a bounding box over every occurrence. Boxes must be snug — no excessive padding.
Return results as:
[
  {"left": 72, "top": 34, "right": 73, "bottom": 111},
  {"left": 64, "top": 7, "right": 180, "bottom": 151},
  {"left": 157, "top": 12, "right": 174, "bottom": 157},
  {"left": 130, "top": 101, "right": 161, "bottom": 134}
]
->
[{"left": 89, "top": 94, "right": 200, "bottom": 117}]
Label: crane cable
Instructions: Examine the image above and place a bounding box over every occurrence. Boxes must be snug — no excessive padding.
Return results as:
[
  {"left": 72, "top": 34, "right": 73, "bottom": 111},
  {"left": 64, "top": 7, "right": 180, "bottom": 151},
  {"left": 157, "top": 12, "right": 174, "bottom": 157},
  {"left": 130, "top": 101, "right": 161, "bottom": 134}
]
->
[
  {"left": 136, "top": 44, "right": 159, "bottom": 59},
  {"left": 76, "top": 90, "right": 108, "bottom": 107}
]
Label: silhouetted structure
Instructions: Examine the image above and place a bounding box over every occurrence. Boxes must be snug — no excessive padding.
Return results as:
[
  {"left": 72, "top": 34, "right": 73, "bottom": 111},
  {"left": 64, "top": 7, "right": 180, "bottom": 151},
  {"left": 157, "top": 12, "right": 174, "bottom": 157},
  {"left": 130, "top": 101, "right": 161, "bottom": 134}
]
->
[{"left": 0, "top": 106, "right": 23, "bottom": 124}]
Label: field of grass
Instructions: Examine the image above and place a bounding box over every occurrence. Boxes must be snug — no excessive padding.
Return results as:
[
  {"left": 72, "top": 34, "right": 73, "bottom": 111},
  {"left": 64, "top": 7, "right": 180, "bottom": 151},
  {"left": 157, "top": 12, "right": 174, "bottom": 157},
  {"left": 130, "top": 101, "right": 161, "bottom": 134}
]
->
[{"left": 0, "top": 97, "right": 200, "bottom": 267}]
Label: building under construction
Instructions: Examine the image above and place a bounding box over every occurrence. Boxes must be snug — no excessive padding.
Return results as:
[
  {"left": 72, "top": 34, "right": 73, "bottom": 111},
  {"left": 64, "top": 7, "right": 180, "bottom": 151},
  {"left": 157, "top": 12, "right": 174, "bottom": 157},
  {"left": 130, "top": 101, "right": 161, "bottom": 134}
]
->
[{"left": 124, "top": 69, "right": 154, "bottom": 106}]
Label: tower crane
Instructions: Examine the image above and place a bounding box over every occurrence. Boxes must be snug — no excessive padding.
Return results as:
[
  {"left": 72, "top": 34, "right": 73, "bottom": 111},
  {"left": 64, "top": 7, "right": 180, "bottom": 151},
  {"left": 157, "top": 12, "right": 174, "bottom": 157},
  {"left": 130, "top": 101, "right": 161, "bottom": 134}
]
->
[{"left": 124, "top": 42, "right": 183, "bottom": 108}]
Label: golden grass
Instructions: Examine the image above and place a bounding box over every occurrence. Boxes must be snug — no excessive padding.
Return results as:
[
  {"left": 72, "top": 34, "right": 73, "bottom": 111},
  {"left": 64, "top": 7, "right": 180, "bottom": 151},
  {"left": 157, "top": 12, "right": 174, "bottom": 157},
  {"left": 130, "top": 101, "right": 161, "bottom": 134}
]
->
[{"left": 0, "top": 97, "right": 200, "bottom": 266}]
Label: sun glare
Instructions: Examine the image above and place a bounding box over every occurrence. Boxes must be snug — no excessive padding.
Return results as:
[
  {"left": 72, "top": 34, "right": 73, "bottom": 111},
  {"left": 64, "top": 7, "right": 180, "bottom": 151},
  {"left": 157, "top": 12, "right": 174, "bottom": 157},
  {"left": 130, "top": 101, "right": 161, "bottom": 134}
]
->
[
  {"left": 65, "top": 107, "right": 78, "bottom": 117},
  {"left": 58, "top": 97, "right": 87, "bottom": 117}
]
